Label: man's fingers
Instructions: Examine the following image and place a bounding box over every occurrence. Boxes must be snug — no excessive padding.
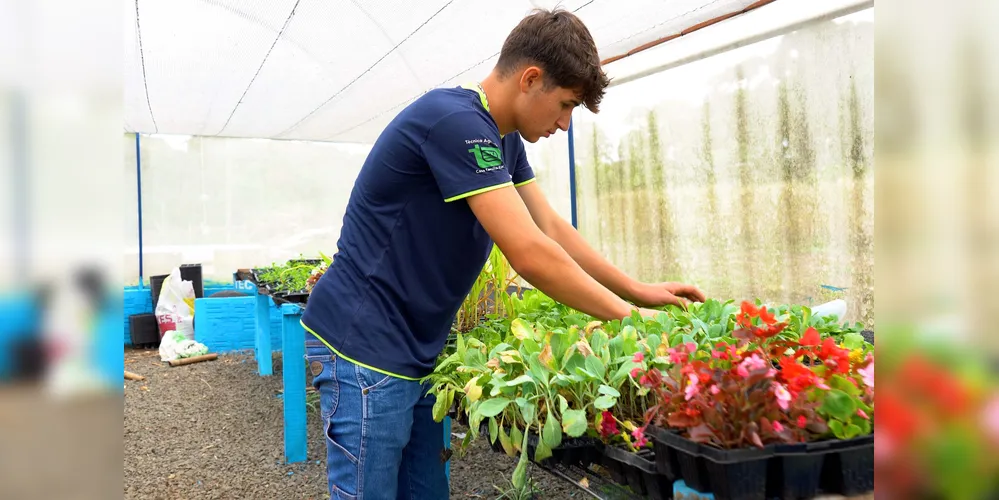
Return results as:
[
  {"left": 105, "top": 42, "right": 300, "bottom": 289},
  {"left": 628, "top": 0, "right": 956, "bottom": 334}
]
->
[
  {"left": 672, "top": 295, "right": 690, "bottom": 310},
  {"left": 678, "top": 285, "right": 706, "bottom": 303}
]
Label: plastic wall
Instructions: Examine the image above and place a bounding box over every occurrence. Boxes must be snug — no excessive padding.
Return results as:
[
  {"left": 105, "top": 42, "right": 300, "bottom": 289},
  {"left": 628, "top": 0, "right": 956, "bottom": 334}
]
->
[
  {"left": 124, "top": 10, "right": 873, "bottom": 326},
  {"left": 527, "top": 10, "right": 875, "bottom": 326},
  {"left": 124, "top": 135, "right": 369, "bottom": 284}
]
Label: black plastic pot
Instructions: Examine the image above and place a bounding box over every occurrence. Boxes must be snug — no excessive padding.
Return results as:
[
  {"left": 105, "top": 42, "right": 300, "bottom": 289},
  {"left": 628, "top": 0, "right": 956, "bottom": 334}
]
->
[
  {"left": 656, "top": 428, "right": 711, "bottom": 493},
  {"left": 179, "top": 263, "right": 204, "bottom": 298},
  {"left": 699, "top": 441, "right": 773, "bottom": 500},
  {"left": 655, "top": 428, "right": 772, "bottom": 500},
  {"left": 526, "top": 432, "right": 603, "bottom": 468},
  {"left": 149, "top": 274, "right": 169, "bottom": 311},
  {"left": 767, "top": 440, "right": 832, "bottom": 500},
  {"left": 649, "top": 426, "right": 681, "bottom": 480},
  {"left": 129, "top": 313, "right": 160, "bottom": 347},
  {"left": 819, "top": 433, "right": 874, "bottom": 496},
  {"left": 603, "top": 445, "right": 672, "bottom": 500}
]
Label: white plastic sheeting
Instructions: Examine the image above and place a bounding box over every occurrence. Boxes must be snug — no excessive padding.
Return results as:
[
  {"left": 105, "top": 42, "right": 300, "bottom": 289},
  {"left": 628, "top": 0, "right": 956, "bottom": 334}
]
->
[{"left": 124, "top": 0, "right": 764, "bottom": 143}]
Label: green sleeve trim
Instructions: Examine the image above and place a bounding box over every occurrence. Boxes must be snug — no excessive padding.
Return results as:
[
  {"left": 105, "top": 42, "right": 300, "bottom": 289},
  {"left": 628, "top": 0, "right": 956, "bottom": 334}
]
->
[
  {"left": 443, "top": 181, "right": 513, "bottom": 202},
  {"left": 300, "top": 321, "right": 421, "bottom": 381},
  {"left": 514, "top": 177, "right": 536, "bottom": 188}
]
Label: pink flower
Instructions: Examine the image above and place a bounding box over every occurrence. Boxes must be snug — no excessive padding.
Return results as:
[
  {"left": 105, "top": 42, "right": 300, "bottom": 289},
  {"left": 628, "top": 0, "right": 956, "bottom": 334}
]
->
[
  {"left": 630, "top": 367, "right": 642, "bottom": 379},
  {"left": 632, "top": 426, "right": 649, "bottom": 448},
  {"left": 633, "top": 352, "right": 644, "bottom": 363},
  {"left": 737, "top": 353, "right": 767, "bottom": 378},
  {"left": 772, "top": 421, "right": 785, "bottom": 432},
  {"left": 685, "top": 342, "right": 697, "bottom": 354},
  {"left": 858, "top": 356, "right": 874, "bottom": 388},
  {"left": 797, "top": 415, "right": 807, "bottom": 429},
  {"left": 685, "top": 373, "right": 700, "bottom": 401},
  {"left": 857, "top": 409, "right": 869, "bottom": 420},
  {"left": 982, "top": 396, "right": 999, "bottom": 444},
  {"left": 710, "top": 385, "right": 720, "bottom": 395},
  {"left": 774, "top": 383, "right": 792, "bottom": 410},
  {"left": 667, "top": 348, "right": 685, "bottom": 364}
]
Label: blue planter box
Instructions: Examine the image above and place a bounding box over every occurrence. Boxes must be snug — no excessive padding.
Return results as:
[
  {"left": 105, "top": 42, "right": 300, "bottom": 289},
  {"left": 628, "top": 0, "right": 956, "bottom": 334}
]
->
[
  {"left": 193, "top": 296, "right": 282, "bottom": 353},
  {"left": 0, "top": 294, "right": 39, "bottom": 378}
]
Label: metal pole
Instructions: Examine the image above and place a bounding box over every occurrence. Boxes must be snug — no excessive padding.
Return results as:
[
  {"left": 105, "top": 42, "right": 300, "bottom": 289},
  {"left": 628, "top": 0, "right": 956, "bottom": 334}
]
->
[
  {"left": 136, "top": 133, "right": 144, "bottom": 288},
  {"left": 567, "top": 119, "right": 578, "bottom": 229}
]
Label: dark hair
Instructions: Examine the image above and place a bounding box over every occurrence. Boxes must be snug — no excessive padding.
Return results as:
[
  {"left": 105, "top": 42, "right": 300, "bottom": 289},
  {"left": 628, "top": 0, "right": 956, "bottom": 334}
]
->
[{"left": 496, "top": 8, "right": 610, "bottom": 113}]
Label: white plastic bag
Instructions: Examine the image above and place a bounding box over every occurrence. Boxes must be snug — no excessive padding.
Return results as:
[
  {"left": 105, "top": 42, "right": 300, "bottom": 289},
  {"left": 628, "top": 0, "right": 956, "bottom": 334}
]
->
[
  {"left": 159, "top": 331, "right": 208, "bottom": 362},
  {"left": 155, "top": 267, "right": 195, "bottom": 341}
]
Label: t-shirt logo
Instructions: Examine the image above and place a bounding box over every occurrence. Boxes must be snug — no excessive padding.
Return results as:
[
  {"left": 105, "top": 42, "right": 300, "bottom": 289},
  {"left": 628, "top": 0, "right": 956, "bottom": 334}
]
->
[{"left": 467, "top": 144, "right": 503, "bottom": 170}]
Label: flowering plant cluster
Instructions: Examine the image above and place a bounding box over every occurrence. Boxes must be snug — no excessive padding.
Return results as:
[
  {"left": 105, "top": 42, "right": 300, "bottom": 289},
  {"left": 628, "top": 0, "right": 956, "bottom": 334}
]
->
[{"left": 631, "top": 301, "right": 874, "bottom": 448}]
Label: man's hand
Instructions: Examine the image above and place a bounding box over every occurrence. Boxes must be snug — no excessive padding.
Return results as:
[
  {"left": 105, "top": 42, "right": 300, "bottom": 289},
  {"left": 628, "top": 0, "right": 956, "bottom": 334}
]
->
[
  {"left": 629, "top": 282, "right": 707, "bottom": 309},
  {"left": 635, "top": 307, "right": 664, "bottom": 319}
]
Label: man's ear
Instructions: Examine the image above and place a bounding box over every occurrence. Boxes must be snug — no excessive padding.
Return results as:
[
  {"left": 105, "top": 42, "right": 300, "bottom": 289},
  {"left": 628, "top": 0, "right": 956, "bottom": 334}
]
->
[{"left": 519, "top": 66, "right": 543, "bottom": 92}]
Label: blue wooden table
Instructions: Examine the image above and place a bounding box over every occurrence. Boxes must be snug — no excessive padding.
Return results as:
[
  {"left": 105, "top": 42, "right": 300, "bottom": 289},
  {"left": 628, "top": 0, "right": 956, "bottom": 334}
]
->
[{"left": 253, "top": 296, "right": 451, "bottom": 481}]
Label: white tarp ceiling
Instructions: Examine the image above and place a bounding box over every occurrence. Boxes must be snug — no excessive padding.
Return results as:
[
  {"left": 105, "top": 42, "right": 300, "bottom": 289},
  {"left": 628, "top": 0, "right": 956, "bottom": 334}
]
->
[{"left": 124, "top": 0, "right": 764, "bottom": 143}]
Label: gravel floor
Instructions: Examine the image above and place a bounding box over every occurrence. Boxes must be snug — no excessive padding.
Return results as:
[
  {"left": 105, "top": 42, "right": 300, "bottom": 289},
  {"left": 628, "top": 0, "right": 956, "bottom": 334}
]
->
[{"left": 123, "top": 348, "right": 580, "bottom": 499}]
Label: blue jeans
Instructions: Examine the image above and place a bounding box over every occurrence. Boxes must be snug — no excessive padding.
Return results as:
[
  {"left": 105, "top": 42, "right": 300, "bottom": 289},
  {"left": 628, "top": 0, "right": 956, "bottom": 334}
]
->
[{"left": 305, "top": 340, "right": 449, "bottom": 499}]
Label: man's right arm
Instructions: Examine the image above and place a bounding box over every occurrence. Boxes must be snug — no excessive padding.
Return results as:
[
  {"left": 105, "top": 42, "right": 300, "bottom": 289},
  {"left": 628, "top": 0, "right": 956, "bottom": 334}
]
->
[{"left": 465, "top": 184, "right": 640, "bottom": 321}]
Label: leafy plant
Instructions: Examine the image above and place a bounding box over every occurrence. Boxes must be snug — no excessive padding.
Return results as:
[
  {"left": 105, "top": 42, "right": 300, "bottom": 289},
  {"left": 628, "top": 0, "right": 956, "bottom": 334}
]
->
[
  {"left": 636, "top": 301, "right": 874, "bottom": 448},
  {"left": 454, "top": 245, "right": 521, "bottom": 333},
  {"left": 254, "top": 254, "right": 325, "bottom": 295}
]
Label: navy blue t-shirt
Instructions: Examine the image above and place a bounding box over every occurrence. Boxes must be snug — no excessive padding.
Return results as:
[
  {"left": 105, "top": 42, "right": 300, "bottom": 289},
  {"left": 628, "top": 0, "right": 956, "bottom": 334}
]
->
[{"left": 301, "top": 85, "right": 535, "bottom": 379}]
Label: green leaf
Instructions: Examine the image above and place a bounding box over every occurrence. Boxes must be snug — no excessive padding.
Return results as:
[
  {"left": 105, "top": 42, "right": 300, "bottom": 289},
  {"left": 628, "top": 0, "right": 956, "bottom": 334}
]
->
[
  {"left": 564, "top": 352, "right": 585, "bottom": 374},
  {"left": 598, "top": 385, "right": 620, "bottom": 398},
  {"left": 593, "top": 395, "right": 617, "bottom": 410},
  {"left": 542, "top": 409, "right": 562, "bottom": 449},
  {"left": 521, "top": 338, "right": 542, "bottom": 355},
  {"left": 830, "top": 375, "right": 862, "bottom": 397},
  {"left": 520, "top": 401, "right": 536, "bottom": 427},
  {"left": 534, "top": 433, "right": 553, "bottom": 462},
  {"left": 819, "top": 389, "right": 857, "bottom": 421},
  {"left": 590, "top": 329, "right": 609, "bottom": 355},
  {"left": 506, "top": 375, "right": 535, "bottom": 387},
  {"left": 585, "top": 355, "right": 606, "bottom": 379},
  {"left": 489, "top": 417, "right": 498, "bottom": 445},
  {"left": 611, "top": 362, "right": 637, "bottom": 386},
  {"left": 512, "top": 437, "right": 529, "bottom": 488},
  {"left": 510, "top": 318, "right": 534, "bottom": 341},
  {"left": 558, "top": 395, "right": 569, "bottom": 414},
  {"left": 432, "top": 387, "right": 451, "bottom": 422},
  {"left": 844, "top": 423, "right": 863, "bottom": 439},
  {"left": 647, "top": 334, "right": 661, "bottom": 354},
  {"left": 562, "top": 409, "right": 588, "bottom": 437},
  {"left": 499, "top": 424, "right": 515, "bottom": 456},
  {"left": 457, "top": 333, "right": 466, "bottom": 358},
  {"left": 478, "top": 397, "right": 513, "bottom": 418},
  {"left": 828, "top": 419, "right": 845, "bottom": 439},
  {"left": 527, "top": 354, "right": 550, "bottom": 386},
  {"left": 511, "top": 425, "right": 523, "bottom": 453},
  {"left": 469, "top": 400, "right": 483, "bottom": 433},
  {"left": 842, "top": 332, "right": 865, "bottom": 350}
]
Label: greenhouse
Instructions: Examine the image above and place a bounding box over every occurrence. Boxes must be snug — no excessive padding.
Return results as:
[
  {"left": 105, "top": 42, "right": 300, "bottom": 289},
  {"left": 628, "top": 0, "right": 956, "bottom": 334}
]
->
[{"left": 116, "top": 0, "right": 880, "bottom": 498}]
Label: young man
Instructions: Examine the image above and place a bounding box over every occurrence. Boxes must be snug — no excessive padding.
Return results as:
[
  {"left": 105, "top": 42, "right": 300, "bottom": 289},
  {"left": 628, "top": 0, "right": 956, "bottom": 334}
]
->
[{"left": 302, "top": 8, "right": 705, "bottom": 499}]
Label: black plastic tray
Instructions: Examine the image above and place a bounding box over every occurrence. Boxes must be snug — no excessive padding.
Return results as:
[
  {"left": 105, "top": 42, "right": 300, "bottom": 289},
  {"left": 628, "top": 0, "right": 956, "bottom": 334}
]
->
[
  {"left": 526, "top": 432, "right": 604, "bottom": 468},
  {"left": 656, "top": 428, "right": 711, "bottom": 493},
  {"left": 602, "top": 445, "right": 671, "bottom": 500},
  {"left": 819, "top": 433, "right": 874, "bottom": 496},
  {"left": 654, "top": 427, "right": 874, "bottom": 499}
]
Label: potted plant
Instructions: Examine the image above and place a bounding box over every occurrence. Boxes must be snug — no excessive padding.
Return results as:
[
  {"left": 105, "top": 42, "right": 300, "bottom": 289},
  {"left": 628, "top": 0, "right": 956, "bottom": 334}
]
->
[{"left": 634, "top": 301, "right": 874, "bottom": 500}]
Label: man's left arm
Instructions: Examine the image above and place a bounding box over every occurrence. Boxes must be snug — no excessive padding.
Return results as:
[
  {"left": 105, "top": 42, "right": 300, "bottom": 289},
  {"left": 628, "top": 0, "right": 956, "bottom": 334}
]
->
[{"left": 516, "top": 180, "right": 706, "bottom": 308}]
